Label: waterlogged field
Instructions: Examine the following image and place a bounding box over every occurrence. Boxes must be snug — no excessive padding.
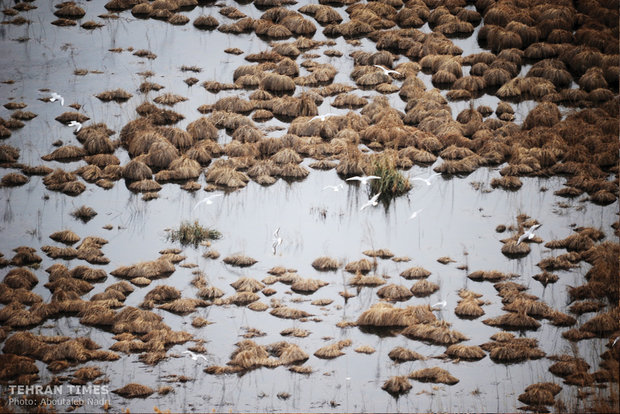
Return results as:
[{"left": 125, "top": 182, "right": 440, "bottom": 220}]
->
[{"left": 0, "top": 0, "right": 618, "bottom": 413}]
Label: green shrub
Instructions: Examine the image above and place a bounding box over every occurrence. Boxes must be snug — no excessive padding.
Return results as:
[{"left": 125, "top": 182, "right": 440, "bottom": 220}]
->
[
  {"left": 369, "top": 154, "right": 411, "bottom": 201},
  {"left": 166, "top": 220, "right": 221, "bottom": 247}
]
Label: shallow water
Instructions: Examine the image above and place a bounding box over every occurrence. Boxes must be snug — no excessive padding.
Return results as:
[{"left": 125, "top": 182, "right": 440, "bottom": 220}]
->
[{"left": 0, "top": 1, "right": 618, "bottom": 413}]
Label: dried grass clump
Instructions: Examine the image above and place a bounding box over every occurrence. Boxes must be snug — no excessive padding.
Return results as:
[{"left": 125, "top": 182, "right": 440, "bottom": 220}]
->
[
  {"left": 388, "top": 346, "right": 425, "bottom": 362},
  {"left": 204, "top": 165, "right": 249, "bottom": 188},
  {"left": 483, "top": 310, "right": 541, "bottom": 331},
  {"left": 1, "top": 172, "right": 28, "bottom": 187},
  {"left": 409, "top": 367, "right": 459, "bottom": 385},
  {"left": 96, "top": 89, "right": 133, "bottom": 102},
  {"left": 193, "top": 15, "right": 219, "bottom": 30},
  {"left": 454, "top": 298, "right": 485, "bottom": 319},
  {"left": 410, "top": 279, "right": 439, "bottom": 297},
  {"left": 311, "top": 256, "right": 339, "bottom": 271},
  {"left": 113, "top": 383, "right": 154, "bottom": 398},
  {"left": 445, "top": 344, "right": 486, "bottom": 361},
  {"left": 140, "top": 285, "right": 181, "bottom": 309},
  {"left": 356, "top": 302, "right": 435, "bottom": 327},
  {"left": 270, "top": 306, "right": 311, "bottom": 320},
  {"left": 468, "top": 270, "right": 511, "bottom": 282},
  {"left": 158, "top": 298, "right": 208, "bottom": 315},
  {"left": 110, "top": 259, "right": 175, "bottom": 281},
  {"left": 348, "top": 272, "right": 386, "bottom": 287},
  {"left": 377, "top": 284, "right": 413, "bottom": 301},
  {"left": 382, "top": 375, "right": 411, "bottom": 396},
  {"left": 344, "top": 258, "right": 376, "bottom": 274},
  {"left": 291, "top": 278, "right": 328, "bottom": 293},
  {"left": 314, "top": 340, "right": 351, "bottom": 359},
  {"left": 223, "top": 255, "right": 257, "bottom": 268},
  {"left": 231, "top": 277, "right": 265, "bottom": 293},
  {"left": 42, "top": 145, "right": 87, "bottom": 161},
  {"left": 402, "top": 320, "right": 468, "bottom": 345},
  {"left": 522, "top": 102, "right": 561, "bottom": 130},
  {"left": 4, "top": 267, "right": 38, "bottom": 290}
]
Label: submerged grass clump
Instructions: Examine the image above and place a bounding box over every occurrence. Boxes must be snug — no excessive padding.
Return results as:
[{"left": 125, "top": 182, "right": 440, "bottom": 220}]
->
[
  {"left": 369, "top": 154, "right": 411, "bottom": 202},
  {"left": 166, "top": 220, "right": 221, "bottom": 247}
]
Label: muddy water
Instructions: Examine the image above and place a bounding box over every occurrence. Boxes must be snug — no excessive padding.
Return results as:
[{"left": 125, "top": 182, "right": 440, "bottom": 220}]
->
[{"left": 0, "top": 1, "right": 617, "bottom": 413}]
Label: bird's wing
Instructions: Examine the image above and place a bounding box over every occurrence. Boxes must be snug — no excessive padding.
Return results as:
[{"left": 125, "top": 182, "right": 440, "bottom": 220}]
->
[
  {"left": 370, "top": 193, "right": 381, "bottom": 202},
  {"left": 346, "top": 176, "right": 362, "bottom": 182},
  {"left": 360, "top": 202, "right": 370, "bottom": 211},
  {"left": 367, "top": 176, "right": 381, "bottom": 180},
  {"left": 531, "top": 224, "right": 541, "bottom": 230},
  {"left": 516, "top": 234, "right": 526, "bottom": 245},
  {"left": 428, "top": 173, "right": 441, "bottom": 180},
  {"left": 208, "top": 194, "right": 223, "bottom": 200},
  {"left": 198, "top": 355, "right": 208, "bottom": 361},
  {"left": 322, "top": 185, "right": 335, "bottom": 190},
  {"left": 193, "top": 199, "right": 208, "bottom": 210}
]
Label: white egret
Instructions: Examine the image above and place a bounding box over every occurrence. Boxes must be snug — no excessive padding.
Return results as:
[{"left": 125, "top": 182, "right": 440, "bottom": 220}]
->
[
  {"left": 183, "top": 350, "right": 207, "bottom": 362},
  {"left": 67, "top": 120, "right": 82, "bottom": 132},
  {"left": 310, "top": 113, "right": 338, "bottom": 122},
  {"left": 409, "top": 208, "right": 423, "bottom": 220},
  {"left": 193, "top": 194, "right": 223, "bottom": 210},
  {"left": 431, "top": 300, "right": 447, "bottom": 310},
  {"left": 272, "top": 227, "right": 282, "bottom": 255},
  {"left": 50, "top": 92, "right": 64, "bottom": 106},
  {"left": 517, "top": 223, "right": 541, "bottom": 245},
  {"left": 346, "top": 175, "right": 380, "bottom": 186},
  {"left": 411, "top": 173, "right": 441, "bottom": 186},
  {"left": 360, "top": 192, "right": 381, "bottom": 211},
  {"left": 323, "top": 184, "right": 344, "bottom": 192},
  {"left": 373, "top": 65, "right": 401, "bottom": 76}
]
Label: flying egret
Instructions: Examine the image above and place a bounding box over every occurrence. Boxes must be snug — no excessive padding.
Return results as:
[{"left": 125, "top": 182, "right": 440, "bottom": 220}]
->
[
  {"left": 310, "top": 113, "right": 338, "bottom": 122},
  {"left": 67, "top": 120, "right": 82, "bottom": 132},
  {"left": 411, "top": 173, "right": 441, "bottom": 186},
  {"left": 409, "top": 208, "right": 423, "bottom": 220},
  {"left": 183, "top": 350, "right": 207, "bottom": 361},
  {"left": 360, "top": 192, "right": 381, "bottom": 211},
  {"left": 272, "top": 227, "right": 282, "bottom": 255},
  {"left": 346, "top": 175, "right": 380, "bottom": 186},
  {"left": 373, "top": 64, "right": 401, "bottom": 76},
  {"left": 516, "top": 223, "right": 541, "bottom": 245},
  {"left": 323, "top": 184, "right": 344, "bottom": 192},
  {"left": 193, "top": 194, "right": 223, "bottom": 210},
  {"left": 50, "top": 92, "right": 64, "bottom": 106},
  {"left": 431, "top": 300, "right": 447, "bottom": 310}
]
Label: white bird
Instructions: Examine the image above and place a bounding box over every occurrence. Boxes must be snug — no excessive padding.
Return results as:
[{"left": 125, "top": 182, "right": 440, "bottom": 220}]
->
[
  {"left": 346, "top": 175, "right": 381, "bottom": 186},
  {"left": 323, "top": 184, "right": 344, "bottom": 192},
  {"left": 50, "top": 92, "right": 64, "bottom": 106},
  {"left": 431, "top": 300, "right": 447, "bottom": 310},
  {"left": 310, "top": 113, "right": 338, "bottom": 122},
  {"left": 409, "top": 208, "right": 423, "bottom": 220},
  {"left": 374, "top": 64, "right": 401, "bottom": 76},
  {"left": 516, "top": 223, "right": 542, "bottom": 245},
  {"left": 183, "top": 350, "right": 207, "bottom": 362},
  {"left": 360, "top": 192, "right": 381, "bottom": 211},
  {"left": 272, "top": 227, "right": 282, "bottom": 255},
  {"left": 67, "top": 120, "right": 82, "bottom": 132},
  {"left": 411, "top": 173, "right": 441, "bottom": 186},
  {"left": 193, "top": 194, "right": 223, "bottom": 210}
]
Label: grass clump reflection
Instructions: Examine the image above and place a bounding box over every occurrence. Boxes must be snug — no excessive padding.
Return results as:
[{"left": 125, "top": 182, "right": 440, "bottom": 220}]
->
[{"left": 167, "top": 220, "right": 221, "bottom": 247}]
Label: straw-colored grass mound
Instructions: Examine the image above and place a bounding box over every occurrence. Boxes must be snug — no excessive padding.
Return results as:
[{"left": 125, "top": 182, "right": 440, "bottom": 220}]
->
[
  {"left": 408, "top": 367, "right": 459, "bottom": 385},
  {"left": 113, "top": 383, "right": 154, "bottom": 398},
  {"left": 388, "top": 346, "right": 425, "bottom": 362},
  {"left": 382, "top": 376, "right": 411, "bottom": 396},
  {"left": 311, "top": 256, "right": 339, "bottom": 271},
  {"left": 223, "top": 255, "right": 257, "bottom": 267}
]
